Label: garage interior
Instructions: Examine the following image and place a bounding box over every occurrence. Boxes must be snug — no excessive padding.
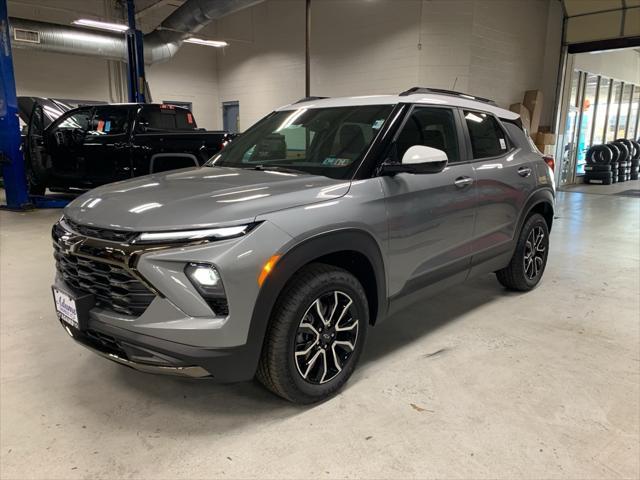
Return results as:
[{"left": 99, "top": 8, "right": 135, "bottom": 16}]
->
[{"left": 1, "top": 0, "right": 639, "bottom": 479}]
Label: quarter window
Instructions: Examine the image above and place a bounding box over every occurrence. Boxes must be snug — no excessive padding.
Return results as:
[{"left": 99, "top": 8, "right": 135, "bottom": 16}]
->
[
  {"left": 395, "top": 107, "right": 459, "bottom": 162},
  {"left": 464, "top": 111, "right": 509, "bottom": 158}
]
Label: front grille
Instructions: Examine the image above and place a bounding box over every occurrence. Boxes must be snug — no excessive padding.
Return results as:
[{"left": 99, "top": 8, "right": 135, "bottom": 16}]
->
[
  {"left": 64, "top": 218, "right": 138, "bottom": 243},
  {"left": 54, "top": 243, "right": 155, "bottom": 316}
]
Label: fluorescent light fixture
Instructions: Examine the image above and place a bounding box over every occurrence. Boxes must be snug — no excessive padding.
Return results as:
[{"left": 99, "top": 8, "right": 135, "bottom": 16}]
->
[
  {"left": 135, "top": 225, "right": 250, "bottom": 243},
  {"left": 73, "top": 19, "right": 129, "bottom": 32},
  {"left": 184, "top": 37, "right": 229, "bottom": 47}
]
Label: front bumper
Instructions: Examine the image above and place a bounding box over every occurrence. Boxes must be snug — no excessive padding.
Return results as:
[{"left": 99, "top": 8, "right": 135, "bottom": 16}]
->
[
  {"left": 52, "top": 218, "right": 294, "bottom": 381},
  {"left": 60, "top": 316, "right": 259, "bottom": 382}
]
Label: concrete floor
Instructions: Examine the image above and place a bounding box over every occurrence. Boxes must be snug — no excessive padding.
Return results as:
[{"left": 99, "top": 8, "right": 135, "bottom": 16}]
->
[{"left": 1, "top": 186, "right": 639, "bottom": 479}]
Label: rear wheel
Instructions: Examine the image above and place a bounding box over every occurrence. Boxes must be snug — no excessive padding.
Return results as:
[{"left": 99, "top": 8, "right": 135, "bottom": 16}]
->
[
  {"left": 496, "top": 213, "right": 549, "bottom": 291},
  {"left": 256, "top": 263, "right": 368, "bottom": 403}
]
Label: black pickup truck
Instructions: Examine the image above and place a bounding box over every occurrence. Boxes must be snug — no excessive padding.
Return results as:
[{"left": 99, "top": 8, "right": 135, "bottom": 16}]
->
[{"left": 26, "top": 103, "right": 231, "bottom": 194}]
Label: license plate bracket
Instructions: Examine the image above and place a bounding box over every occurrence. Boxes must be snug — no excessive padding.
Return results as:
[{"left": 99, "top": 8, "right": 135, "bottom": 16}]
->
[{"left": 52, "top": 286, "right": 95, "bottom": 331}]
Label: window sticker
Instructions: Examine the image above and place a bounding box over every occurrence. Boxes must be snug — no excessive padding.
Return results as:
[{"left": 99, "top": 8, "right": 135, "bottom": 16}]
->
[
  {"left": 104, "top": 120, "right": 111, "bottom": 133},
  {"left": 499, "top": 138, "right": 506, "bottom": 150},
  {"left": 187, "top": 113, "right": 193, "bottom": 124},
  {"left": 323, "top": 156, "right": 351, "bottom": 166},
  {"left": 97, "top": 120, "right": 105, "bottom": 132},
  {"left": 372, "top": 119, "right": 384, "bottom": 130}
]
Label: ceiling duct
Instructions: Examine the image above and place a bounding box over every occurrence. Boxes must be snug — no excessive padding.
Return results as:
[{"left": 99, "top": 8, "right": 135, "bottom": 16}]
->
[{"left": 8, "top": 0, "right": 264, "bottom": 64}]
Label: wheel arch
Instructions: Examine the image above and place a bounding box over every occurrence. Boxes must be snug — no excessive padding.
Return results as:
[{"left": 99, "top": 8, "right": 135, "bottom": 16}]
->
[
  {"left": 519, "top": 188, "right": 555, "bottom": 233},
  {"left": 242, "top": 229, "right": 388, "bottom": 379}
]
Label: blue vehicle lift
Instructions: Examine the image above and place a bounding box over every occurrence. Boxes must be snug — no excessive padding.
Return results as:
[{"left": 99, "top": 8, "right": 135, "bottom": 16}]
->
[{"left": 0, "top": 0, "right": 146, "bottom": 210}]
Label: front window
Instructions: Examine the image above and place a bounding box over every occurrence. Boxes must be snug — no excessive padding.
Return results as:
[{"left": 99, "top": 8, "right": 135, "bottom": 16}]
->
[
  {"left": 87, "top": 107, "right": 129, "bottom": 136},
  {"left": 208, "top": 105, "right": 393, "bottom": 179}
]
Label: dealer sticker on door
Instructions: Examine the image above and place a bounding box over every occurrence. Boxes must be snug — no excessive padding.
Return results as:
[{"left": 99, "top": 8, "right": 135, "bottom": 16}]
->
[{"left": 52, "top": 287, "right": 79, "bottom": 329}]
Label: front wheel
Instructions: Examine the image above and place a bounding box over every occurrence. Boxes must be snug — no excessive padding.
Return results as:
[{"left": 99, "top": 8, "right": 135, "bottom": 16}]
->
[
  {"left": 256, "top": 263, "right": 368, "bottom": 403},
  {"left": 496, "top": 213, "right": 549, "bottom": 291}
]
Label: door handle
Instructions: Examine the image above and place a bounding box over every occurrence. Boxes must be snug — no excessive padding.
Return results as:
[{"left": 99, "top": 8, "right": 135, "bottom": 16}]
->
[
  {"left": 454, "top": 176, "right": 474, "bottom": 188},
  {"left": 518, "top": 166, "right": 532, "bottom": 177}
]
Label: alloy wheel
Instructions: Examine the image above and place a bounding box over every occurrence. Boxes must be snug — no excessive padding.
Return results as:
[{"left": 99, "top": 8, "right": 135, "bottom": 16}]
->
[
  {"left": 293, "top": 291, "right": 359, "bottom": 384},
  {"left": 523, "top": 226, "right": 546, "bottom": 281}
]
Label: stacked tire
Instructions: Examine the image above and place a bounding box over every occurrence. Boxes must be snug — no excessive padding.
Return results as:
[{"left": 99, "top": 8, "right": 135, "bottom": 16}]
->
[
  {"left": 584, "top": 139, "right": 640, "bottom": 185},
  {"left": 584, "top": 144, "right": 613, "bottom": 185}
]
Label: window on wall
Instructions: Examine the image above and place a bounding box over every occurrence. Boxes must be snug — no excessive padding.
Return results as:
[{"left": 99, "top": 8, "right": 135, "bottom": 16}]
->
[
  {"left": 463, "top": 111, "right": 509, "bottom": 159},
  {"left": 628, "top": 87, "right": 640, "bottom": 139},
  {"left": 575, "top": 74, "right": 598, "bottom": 175},
  {"left": 606, "top": 81, "right": 622, "bottom": 143},
  {"left": 616, "top": 83, "right": 633, "bottom": 139},
  {"left": 592, "top": 78, "right": 610, "bottom": 146}
]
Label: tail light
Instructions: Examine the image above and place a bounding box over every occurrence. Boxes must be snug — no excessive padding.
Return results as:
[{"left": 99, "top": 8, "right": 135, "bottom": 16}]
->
[{"left": 543, "top": 155, "right": 555, "bottom": 172}]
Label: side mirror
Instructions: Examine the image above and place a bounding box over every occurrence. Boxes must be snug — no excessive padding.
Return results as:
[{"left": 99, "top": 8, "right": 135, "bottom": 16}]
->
[{"left": 381, "top": 145, "right": 448, "bottom": 175}]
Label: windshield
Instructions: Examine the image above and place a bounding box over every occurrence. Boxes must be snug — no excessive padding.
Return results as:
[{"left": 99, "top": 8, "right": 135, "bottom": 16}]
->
[{"left": 208, "top": 105, "right": 393, "bottom": 179}]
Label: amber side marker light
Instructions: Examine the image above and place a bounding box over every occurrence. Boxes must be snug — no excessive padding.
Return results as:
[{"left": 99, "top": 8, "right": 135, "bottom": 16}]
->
[{"left": 258, "top": 255, "right": 280, "bottom": 286}]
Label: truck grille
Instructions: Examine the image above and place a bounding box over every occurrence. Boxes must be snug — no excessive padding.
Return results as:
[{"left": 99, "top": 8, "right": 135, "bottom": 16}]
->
[{"left": 53, "top": 243, "right": 155, "bottom": 317}]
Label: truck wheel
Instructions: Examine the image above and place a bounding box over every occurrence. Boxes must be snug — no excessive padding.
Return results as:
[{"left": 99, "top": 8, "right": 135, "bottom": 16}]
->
[
  {"left": 256, "top": 263, "right": 368, "bottom": 403},
  {"left": 496, "top": 213, "right": 549, "bottom": 291}
]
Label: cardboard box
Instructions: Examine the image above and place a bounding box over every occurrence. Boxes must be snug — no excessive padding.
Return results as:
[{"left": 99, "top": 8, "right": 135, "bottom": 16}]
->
[
  {"left": 535, "top": 143, "right": 555, "bottom": 155},
  {"left": 523, "top": 89, "right": 543, "bottom": 134},
  {"left": 535, "top": 132, "right": 556, "bottom": 145},
  {"left": 509, "top": 103, "right": 531, "bottom": 133}
]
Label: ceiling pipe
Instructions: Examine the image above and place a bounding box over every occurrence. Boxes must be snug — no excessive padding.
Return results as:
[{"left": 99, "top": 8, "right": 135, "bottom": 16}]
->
[{"left": 8, "top": 0, "right": 264, "bottom": 64}]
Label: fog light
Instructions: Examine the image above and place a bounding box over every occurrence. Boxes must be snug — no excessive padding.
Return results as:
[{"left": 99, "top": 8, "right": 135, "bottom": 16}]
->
[
  {"left": 190, "top": 265, "right": 220, "bottom": 286},
  {"left": 185, "top": 263, "right": 226, "bottom": 298}
]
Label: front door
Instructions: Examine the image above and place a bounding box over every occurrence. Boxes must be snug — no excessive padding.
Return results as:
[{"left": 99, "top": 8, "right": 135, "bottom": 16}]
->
[
  {"left": 45, "top": 107, "right": 93, "bottom": 189},
  {"left": 81, "top": 106, "right": 133, "bottom": 186},
  {"left": 381, "top": 106, "right": 477, "bottom": 303}
]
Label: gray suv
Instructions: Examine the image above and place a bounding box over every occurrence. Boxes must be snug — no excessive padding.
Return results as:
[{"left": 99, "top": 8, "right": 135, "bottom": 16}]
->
[{"left": 52, "top": 87, "right": 555, "bottom": 403}]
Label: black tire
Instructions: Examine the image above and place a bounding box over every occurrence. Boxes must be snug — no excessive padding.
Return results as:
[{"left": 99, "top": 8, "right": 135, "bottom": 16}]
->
[
  {"left": 585, "top": 144, "right": 612, "bottom": 164},
  {"left": 584, "top": 164, "right": 611, "bottom": 172},
  {"left": 585, "top": 171, "right": 613, "bottom": 180},
  {"left": 256, "top": 263, "right": 369, "bottom": 403},
  {"left": 630, "top": 140, "right": 640, "bottom": 161},
  {"left": 613, "top": 141, "right": 630, "bottom": 163},
  {"left": 585, "top": 176, "right": 613, "bottom": 185},
  {"left": 608, "top": 143, "right": 621, "bottom": 164},
  {"left": 496, "top": 213, "right": 549, "bottom": 291}
]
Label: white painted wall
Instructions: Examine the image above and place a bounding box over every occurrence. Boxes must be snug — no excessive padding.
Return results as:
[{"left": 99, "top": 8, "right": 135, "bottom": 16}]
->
[
  {"left": 146, "top": 44, "right": 220, "bottom": 129},
  {"left": 214, "top": 1, "right": 305, "bottom": 131},
  {"left": 215, "top": 0, "right": 562, "bottom": 129}
]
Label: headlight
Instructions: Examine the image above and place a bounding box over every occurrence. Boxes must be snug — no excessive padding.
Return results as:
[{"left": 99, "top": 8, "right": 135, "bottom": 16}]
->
[{"left": 133, "top": 224, "right": 253, "bottom": 244}]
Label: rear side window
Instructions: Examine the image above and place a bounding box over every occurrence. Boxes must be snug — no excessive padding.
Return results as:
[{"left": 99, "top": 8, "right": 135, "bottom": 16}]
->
[
  {"left": 395, "top": 107, "right": 459, "bottom": 162},
  {"left": 464, "top": 110, "right": 509, "bottom": 158},
  {"left": 139, "top": 106, "right": 197, "bottom": 131}
]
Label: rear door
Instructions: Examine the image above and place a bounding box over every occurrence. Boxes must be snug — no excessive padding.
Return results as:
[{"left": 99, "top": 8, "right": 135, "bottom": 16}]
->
[
  {"left": 381, "top": 105, "right": 477, "bottom": 301},
  {"left": 462, "top": 109, "right": 537, "bottom": 273}
]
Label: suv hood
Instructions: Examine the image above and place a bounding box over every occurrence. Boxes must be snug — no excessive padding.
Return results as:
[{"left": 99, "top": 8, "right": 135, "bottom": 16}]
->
[{"left": 64, "top": 167, "right": 350, "bottom": 231}]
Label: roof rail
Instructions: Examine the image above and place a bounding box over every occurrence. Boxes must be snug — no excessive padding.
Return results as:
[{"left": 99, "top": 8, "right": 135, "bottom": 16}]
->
[
  {"left": 294, "top": 96, "right": 329, "bottom": 104},
  {"left": 399, "top": 87, "right": 496, "bottom": 106}
]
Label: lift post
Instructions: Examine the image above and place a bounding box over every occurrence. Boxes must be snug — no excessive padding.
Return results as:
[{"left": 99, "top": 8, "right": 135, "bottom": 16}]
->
[
  {"left": 125, "top": 0, "right": 146, "bottom": 103},
  {"left": 0, "top": 0, "right": 31, "bottom": 210}
]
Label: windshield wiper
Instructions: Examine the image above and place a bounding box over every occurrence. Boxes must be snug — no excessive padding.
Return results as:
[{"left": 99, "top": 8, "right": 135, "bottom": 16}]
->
[{"left": 251, "top": 165, "right": 308, "bottom": 175}]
